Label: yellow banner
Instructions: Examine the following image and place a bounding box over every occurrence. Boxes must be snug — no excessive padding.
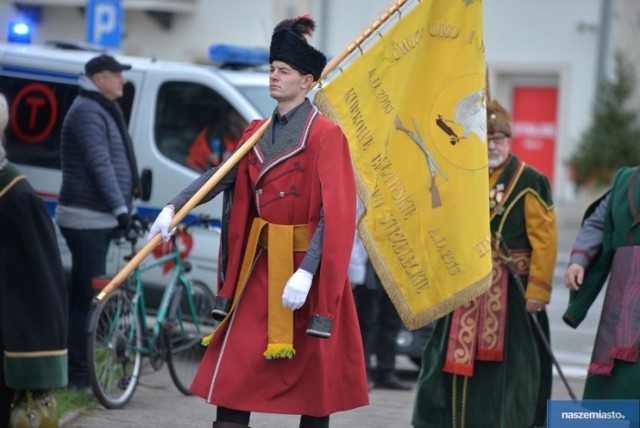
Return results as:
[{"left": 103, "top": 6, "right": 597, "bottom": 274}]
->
[{"left": 315, "top": 0, "right": 491, "bottom": 329}]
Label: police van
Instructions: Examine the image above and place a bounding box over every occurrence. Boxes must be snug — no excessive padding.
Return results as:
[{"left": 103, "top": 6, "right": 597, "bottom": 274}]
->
[
  {"left": 0, "top": 41, "right": 275, "bottom": 294},
  {"left": 0, "top": 41, "right": 433, "bottom": 362}
]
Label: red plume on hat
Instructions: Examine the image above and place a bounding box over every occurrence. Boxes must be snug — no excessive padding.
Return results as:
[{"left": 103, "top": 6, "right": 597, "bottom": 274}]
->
[
  {"left": 269, "top": 15, "right": 327, "bottom": 81},
  {"left": 273, "top": 15, "right": 316, "bottom": 38}
]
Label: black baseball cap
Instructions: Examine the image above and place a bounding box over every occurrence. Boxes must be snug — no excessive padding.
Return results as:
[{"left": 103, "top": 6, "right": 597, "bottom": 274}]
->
[{"left": 84, "top": 54, "right": 132, "bottom": 76}]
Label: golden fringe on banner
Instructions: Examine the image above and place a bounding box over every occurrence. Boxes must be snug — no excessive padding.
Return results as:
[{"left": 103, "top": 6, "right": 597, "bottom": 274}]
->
[{"left": 368, "top": 250, "right": 492, "bottom": 330}]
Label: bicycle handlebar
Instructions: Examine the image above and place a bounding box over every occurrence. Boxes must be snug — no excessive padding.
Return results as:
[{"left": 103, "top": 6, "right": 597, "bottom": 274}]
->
[{"left": 108, "top": 214, "right": 149, "bottom": 244}]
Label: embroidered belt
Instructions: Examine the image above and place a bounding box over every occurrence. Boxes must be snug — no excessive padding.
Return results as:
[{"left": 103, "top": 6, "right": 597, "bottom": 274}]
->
[{"left": 444, "top": 248, "right": 530, "bottom": 376}]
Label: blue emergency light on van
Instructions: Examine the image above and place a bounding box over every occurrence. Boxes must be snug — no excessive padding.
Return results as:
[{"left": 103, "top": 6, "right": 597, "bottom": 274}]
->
[
  {"left": 208, "top": 44, "right": 269, "bottom": 68},
  {"left": 8, "top": 20, "right": 32, "bottom": 44}
]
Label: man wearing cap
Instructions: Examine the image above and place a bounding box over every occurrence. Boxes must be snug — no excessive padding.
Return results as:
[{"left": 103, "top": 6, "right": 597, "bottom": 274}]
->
[
  {"left": 148, "top": 15, "right": 368, "bottom": 428},
  {"left": 412, "top": 99, "right": 558, "bottom": 428},
  {"left": 56, "top": 53, "right": 140, "bottom": 392}
]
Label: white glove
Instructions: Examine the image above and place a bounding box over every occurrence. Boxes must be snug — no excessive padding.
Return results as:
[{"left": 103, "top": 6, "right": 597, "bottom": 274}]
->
[
  {"left": 282, "top": 269, "right": 313, "bottom": 310},
  {"left": 147, "top": 206, "right": 175, "bottom": 242}
]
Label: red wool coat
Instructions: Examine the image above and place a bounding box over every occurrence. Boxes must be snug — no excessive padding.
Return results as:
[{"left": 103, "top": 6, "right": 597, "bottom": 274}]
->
[{"left": 190, "top": 113, "right": 369, "bottom": 416}]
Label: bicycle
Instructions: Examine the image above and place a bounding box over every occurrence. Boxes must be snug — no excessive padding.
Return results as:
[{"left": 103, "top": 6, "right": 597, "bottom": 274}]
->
[{"left": 86, "top": 216, "right": 218, "bottom": 409}]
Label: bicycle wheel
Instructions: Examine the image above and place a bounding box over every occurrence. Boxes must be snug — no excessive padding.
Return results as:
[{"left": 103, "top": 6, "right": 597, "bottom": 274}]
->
[
  {"left": 87, "top": 286, "right": 143, "bottom": 409},
  {"left": 165, "top": 279, "right": 216, "bottom": 395}
]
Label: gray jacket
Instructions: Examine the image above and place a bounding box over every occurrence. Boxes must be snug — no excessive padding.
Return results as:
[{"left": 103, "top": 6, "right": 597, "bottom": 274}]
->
[
  {"left": 56, "top": 76, "right": 133, "bottom": 230},
  {"left": 569, "top": 192, "right": 610, "bottom": 268}
]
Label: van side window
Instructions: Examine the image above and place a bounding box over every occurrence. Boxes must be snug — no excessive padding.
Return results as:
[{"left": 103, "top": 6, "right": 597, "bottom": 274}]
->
[
  {"left": 1, "top": 75, "right": 135, "bottom": 170},
  {"left": 155, "top": 82, "right": 247, "bottom": 172}
]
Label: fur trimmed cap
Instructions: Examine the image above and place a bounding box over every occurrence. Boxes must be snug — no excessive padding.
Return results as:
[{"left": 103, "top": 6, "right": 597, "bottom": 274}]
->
[
  {"left": 269, "top": 15, "right": 327, "bottom": 81},
  {"left": 487, "top": 99, "right": 512, "bottom": 137}
]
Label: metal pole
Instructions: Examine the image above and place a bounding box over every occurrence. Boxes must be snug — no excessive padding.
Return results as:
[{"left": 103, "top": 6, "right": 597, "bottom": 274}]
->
[
  {"left": 497, "top": 237, "right": 578, "bottom": 400},
  {"left": 318, "top": 0, "right": 330, "bottom": 55},
  {"left": 594, "top": 0, "right": 612, "bottom": 108}
]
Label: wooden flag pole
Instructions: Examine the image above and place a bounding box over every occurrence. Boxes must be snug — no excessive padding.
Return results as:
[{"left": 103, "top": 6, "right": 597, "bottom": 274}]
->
[
  {"left": 319, "top": 0, "right": 408, "bottom": 81},
  {"left": 96, "top": 0, "right": 410, "bottom": 302}
]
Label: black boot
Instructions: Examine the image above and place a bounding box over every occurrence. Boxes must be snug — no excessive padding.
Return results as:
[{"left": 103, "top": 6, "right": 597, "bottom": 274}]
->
[
  {"left": 374, "top": 373, "right": 412, "bottom": 390},
  {"left": 299, "top": 414, "right": 330, "bottom": 428},
  {"left": 212, "top": 422, "right": 250, "bottom": 428}
]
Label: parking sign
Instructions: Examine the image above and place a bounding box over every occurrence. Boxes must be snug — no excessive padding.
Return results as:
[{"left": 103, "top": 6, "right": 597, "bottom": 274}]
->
[{"left": 86, "top": 0, "right": 122, "bottom": 49}]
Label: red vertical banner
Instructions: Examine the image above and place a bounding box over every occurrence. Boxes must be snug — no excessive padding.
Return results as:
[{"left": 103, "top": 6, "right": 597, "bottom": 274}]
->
[{"left": 511, "top": 86, "right": 558, "bottom": 187}]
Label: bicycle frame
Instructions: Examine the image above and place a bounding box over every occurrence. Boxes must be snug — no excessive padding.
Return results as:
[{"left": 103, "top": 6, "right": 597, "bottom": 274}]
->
[
  {"left": 87, "top": 219, "right": 219, "bottom": 408},
  {"left": 126, "top": 239, "right": 194, "bottom": 354}
]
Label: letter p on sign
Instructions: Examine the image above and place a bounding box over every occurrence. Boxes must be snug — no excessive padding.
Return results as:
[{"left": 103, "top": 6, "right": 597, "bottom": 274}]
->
[{"left": 86, "top": 0, "right": 122, "bottom": 49}]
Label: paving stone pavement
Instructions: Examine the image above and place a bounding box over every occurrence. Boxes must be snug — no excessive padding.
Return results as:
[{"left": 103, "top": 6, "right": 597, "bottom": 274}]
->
[
  {"left": 63, "top": 359, "right": 419, "bottom": 428},
  {"left": 62, "top": 200, "right": 588, "bottom": 428},
  {"left": 62, "top": 355, "right": 582, "bottom": 428}
]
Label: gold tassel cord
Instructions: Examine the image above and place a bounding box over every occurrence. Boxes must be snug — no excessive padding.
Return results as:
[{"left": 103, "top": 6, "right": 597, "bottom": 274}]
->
[
  {"left": 451, "top": 374, "right": 469, "bottom": 428},
  {"left": 263, "top": 343, "right": 296, "bottom": 360},
  {"left": 452, "top": 374, "right": 457, "bottom": 428},
  {"left": 461, "top": 376, "right": 468, "bottom": 428},
  {"left": 201, "top": 333, "right": 212, "bottom": 346}
]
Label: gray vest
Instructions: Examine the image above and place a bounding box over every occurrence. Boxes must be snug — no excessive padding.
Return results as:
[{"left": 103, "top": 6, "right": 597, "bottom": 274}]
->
[{"left": 258, "top": 99, "right": 315, "bottom": 164}]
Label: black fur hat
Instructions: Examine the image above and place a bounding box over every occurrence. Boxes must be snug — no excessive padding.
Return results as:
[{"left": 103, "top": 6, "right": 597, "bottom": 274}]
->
[{"left": 269, "top": 15, "right": 327, "bottom": 81}]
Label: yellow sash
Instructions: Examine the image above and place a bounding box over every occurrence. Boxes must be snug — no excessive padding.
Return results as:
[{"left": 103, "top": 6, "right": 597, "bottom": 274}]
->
[{"left": 202, "top": 218, "right": 309, "bottom": 360}]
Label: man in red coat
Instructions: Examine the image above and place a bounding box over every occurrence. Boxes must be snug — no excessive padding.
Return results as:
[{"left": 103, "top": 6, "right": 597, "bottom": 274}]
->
[{"left": 148, "top": 15, "right": 368, "bottom": 428}]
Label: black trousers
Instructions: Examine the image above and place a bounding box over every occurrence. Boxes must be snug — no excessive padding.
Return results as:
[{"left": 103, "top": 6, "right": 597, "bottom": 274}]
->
[
  {"left": 217, "top": 406, "right": 330, "bottom": 428},
  {"left": 352, "top": 263, "right": 402, "bottom": 381},
  {"left": 60, "top": 226, "right": 111, "bottom": 386}
]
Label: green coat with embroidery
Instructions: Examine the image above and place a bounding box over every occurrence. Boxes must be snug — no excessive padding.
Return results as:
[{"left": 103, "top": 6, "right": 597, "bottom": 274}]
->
[
  {"left": 413, "top": 155, "right": 557, "bottom": 428},
  {"left": 564, "top": 166, "right": 640, "bottom": 399}
]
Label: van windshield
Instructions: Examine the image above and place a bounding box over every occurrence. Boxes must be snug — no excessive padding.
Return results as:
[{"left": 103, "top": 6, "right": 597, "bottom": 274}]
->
[
  {"left": 234, "top": 85, "right": 275, "bottom": 118},
  {"left": 154, "top": 81, "right": 251, "bottom": 173}
]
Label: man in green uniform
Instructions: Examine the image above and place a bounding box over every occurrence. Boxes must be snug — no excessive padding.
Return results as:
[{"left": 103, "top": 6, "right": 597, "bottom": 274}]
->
[
  {"left": 412, "top": 99, "right": 558, "bottom": 428},
  {"left": 564, "top": 166, "right": 640, "bottom": 399}
]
